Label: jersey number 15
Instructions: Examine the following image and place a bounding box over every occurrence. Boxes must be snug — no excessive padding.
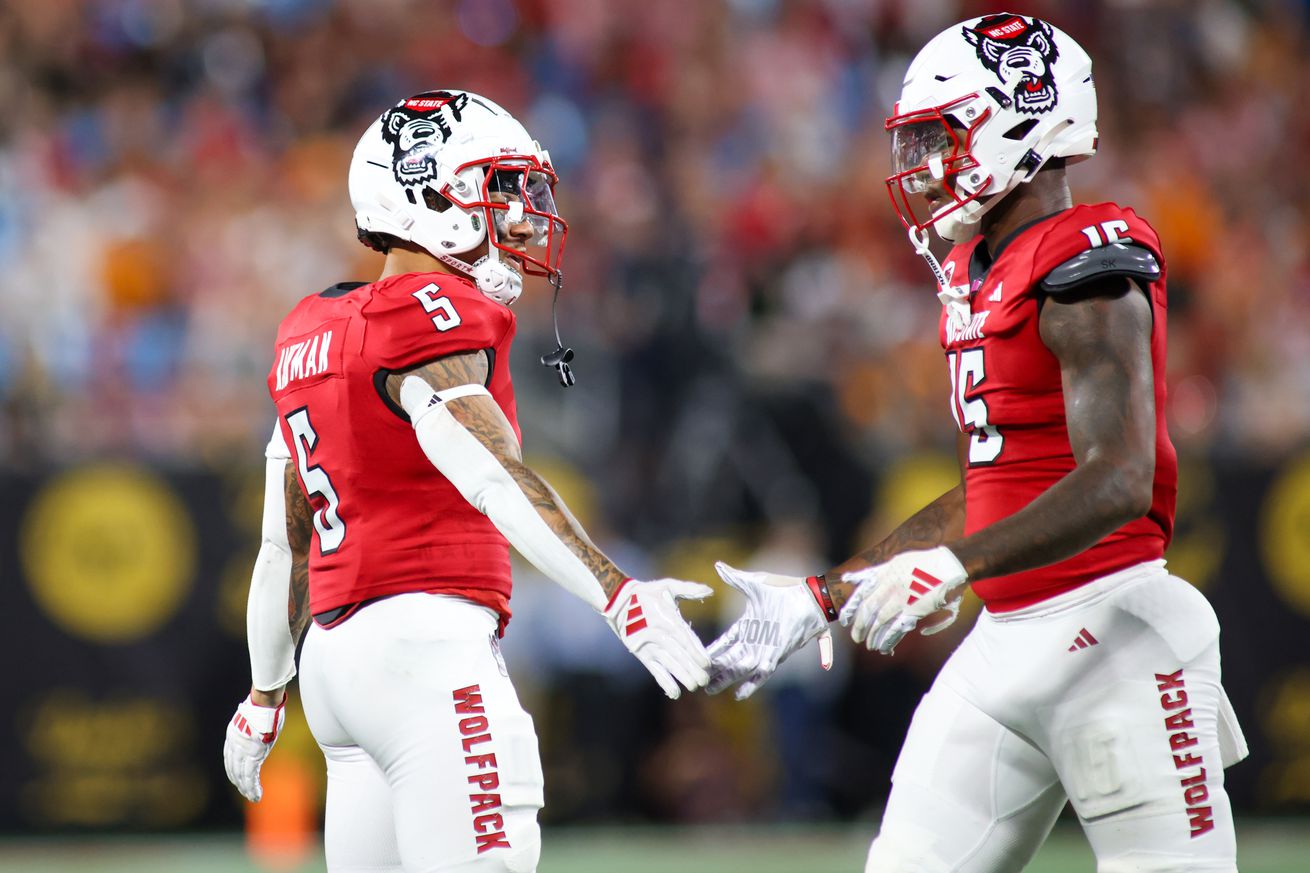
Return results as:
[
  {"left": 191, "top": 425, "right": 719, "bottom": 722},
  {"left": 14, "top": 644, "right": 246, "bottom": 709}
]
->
[{"left": 947, "top": 348, "right": 1004, "bottom": 465}]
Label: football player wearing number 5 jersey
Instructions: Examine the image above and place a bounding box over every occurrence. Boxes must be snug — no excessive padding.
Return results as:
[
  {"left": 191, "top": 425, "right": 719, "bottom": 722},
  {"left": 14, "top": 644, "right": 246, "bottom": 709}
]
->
[
  {"left": 707, "top": 14, "right": 1247, "bottom": 873},
  {"left": 221, "top": 90, "right": 713, "bottom": 873}
]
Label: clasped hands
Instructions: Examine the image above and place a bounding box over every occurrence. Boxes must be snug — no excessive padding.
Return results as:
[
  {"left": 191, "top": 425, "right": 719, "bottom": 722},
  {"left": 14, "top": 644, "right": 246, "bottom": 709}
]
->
[{"left": 707, "top": 546, "right": 969, "bottom": 699}]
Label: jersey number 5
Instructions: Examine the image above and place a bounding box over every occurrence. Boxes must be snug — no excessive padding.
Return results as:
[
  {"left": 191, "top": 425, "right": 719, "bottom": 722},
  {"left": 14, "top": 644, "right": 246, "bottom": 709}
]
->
[
  {"left": 413, "top": 283, "right": 462, "bottom": 332},
  {"left": 947, "top": 348, "right": 1003, "bottom": 465},
  {"left": 285, "top": 407, "right": 346, "bottom": 555}
]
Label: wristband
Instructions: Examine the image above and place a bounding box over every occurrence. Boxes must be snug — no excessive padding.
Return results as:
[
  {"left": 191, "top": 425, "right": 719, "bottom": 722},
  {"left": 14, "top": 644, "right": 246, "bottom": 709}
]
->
[
  {"left": 805, "top": 574, "right": 839, "bottom": 622},
  {"left": 603, "top": 578, "right": 636, "bottom": 613}
]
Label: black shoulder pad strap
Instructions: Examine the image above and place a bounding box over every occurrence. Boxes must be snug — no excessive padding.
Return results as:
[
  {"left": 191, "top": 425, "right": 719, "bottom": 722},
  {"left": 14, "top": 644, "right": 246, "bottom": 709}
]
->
[
  {"left": 1040, "top": 243, "right": 1160, "bottom": 295},
  {"left": 319, "top": 281, "right": 367, "bottom": 298},
  {"left": 372, "top": 348, "right": 495, "bottom": 423}
]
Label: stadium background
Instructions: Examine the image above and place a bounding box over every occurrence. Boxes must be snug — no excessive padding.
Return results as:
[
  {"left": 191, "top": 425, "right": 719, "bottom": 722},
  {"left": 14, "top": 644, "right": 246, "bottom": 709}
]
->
[{"left": 1, "top": 0, "right": 1308, "bottom": 869}]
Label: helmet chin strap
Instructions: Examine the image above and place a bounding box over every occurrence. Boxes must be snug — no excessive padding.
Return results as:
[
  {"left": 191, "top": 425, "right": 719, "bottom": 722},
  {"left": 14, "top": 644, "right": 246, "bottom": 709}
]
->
[
  {"left": 435, "top": 222, "right": 524, "bottom": 305},
  {"left": 933, "top": 201, "right": 982, "bottom": 243},
  {"left": 539, "top": 271, "right": 575, "bottom": 387},
  {"left": 469, "top": 255, "right": 523, "bottom": 305},
  {"left": 470, "top": 224, "right": 524, "bottom": 305},
  {"left": 909, "top": 225, "right": 971, "bottom": 328}
]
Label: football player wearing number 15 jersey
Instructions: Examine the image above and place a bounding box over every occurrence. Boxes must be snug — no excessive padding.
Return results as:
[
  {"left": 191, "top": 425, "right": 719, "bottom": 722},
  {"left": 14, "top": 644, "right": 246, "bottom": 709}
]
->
[
  {"left": 707, "top": 15, "right": 1248, "bottom": 873},
  {"left": 221, "top": 90, "right": 713, "bottom": 873}
]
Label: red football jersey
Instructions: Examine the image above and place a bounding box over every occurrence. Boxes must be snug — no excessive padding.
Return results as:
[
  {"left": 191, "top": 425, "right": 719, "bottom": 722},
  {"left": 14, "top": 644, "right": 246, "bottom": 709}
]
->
[
  {"left": 267, "top": 271, "right": 520, "bottom": 628},
  {"left": 938, "top": 203, "right": 1178, "bottom": 611}
]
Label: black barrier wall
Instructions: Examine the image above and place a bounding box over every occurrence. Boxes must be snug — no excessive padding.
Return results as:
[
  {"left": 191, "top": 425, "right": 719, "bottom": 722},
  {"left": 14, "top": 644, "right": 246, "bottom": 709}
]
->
[
  {"left": 0, "top": 465, "right": 256, "bottom": 831},
  {"left": 1, "top": 454, "right": 1307, "bottom": 832}
]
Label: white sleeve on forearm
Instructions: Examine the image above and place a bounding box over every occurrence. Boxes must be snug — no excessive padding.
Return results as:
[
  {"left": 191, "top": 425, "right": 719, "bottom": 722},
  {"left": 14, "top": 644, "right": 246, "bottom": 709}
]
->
[
  {"left": 247, "top": 450, "right": 298, "bottom": 692},
  {"left": 399, "top": 376, "right": 608, "bottom": 611}
]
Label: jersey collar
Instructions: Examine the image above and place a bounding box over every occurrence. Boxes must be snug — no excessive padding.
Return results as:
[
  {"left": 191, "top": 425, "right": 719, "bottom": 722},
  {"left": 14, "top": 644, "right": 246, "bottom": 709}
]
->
[{"left": 969, "top": 209, "right": 1070, "bottom": 288}]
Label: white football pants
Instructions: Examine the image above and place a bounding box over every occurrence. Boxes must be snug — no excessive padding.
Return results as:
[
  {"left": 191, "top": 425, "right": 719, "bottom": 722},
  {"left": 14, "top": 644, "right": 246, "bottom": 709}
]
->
[
  {"left": 866, "top": 560, "right": 1248, "bottom": 873},
  {"left": 299, "top": 593, "right": 544, "bottom": 873}
]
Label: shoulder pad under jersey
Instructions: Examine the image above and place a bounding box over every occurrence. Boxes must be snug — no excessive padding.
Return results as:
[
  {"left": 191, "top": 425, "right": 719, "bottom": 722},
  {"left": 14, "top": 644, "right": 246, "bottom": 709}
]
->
[
  {"left": 1040, "top": 242, "right": 1160, "bottom": 295},
  {"left": 361, "top": 276, "right": 511, "bottom": 372}
]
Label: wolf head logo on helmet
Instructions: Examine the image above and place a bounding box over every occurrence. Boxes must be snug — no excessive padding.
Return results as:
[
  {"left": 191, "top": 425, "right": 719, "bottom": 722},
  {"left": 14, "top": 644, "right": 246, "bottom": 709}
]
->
[
  {"left": 964, "top": 15, "right": 1060, "bottom": 116},
  {"left": 380, "top": 91, "right": 470, "bottom": 188}
]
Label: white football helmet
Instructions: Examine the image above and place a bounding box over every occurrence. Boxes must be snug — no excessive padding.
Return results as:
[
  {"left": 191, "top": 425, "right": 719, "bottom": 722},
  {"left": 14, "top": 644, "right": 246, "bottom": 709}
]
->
[
  {"left": 886, "top": 13, "right": 1098, "bottom": 242},
  {"left": 349, "top": 90, "right": 566, "bottom": 305}
]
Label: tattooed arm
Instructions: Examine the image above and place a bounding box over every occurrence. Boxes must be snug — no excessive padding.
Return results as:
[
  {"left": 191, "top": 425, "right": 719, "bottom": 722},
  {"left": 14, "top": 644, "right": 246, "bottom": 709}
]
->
[
  {"left": 385, "top": 351, "right": 626, "bottom": 601},
  {"left": 825, "top": 479, "right": 966, "bottom": 613},
  {"left": 284, "top": 464, "right": 313, "bottom": 643},
  {"left": 946, "top": 278, "right": 1156, "bottom": 581},
  {"left": 387, "top": 350, "right": 711, "bottom": 698}
]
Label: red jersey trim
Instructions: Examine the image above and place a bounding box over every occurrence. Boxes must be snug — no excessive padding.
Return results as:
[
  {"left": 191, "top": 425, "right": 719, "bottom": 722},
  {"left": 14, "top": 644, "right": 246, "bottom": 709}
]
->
[
  {"left": 979, "top": 544, "right": 1163, "bottom": 613},
  {"left": 430, "top": 585, "right": 512, "bottom": 636}
]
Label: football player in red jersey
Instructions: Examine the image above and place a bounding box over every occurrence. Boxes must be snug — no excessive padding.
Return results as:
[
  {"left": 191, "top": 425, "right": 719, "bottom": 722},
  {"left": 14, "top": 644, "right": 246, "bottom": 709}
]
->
[
  {"left": 707, "top": 15, "right": 1248, "bottom": 873},
  {"left": 221, "top": 90, "right": 713, "bottom": 872}
]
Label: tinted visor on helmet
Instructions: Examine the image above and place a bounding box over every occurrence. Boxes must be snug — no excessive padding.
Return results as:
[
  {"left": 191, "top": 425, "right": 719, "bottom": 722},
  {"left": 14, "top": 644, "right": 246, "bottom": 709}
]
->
[
  {"left": 884, "top": 102, "right": 985, "bottom": 232},
  {"left": 891, "top": 122, "right": 953, "bottom": 193},
  {"left": 477, "top": 160, "right": 567, "bottom": 278},
  {"left": 489, "top": 169, "right": 559, "bottom": 246}
]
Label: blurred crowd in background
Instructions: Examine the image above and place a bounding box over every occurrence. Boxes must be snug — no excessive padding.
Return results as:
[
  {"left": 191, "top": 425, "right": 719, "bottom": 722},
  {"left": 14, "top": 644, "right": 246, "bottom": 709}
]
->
[
  {"left": 3, "top": 0, "right": 1310, "bottom": 829},
  {"left": 5, "top": 0, "right": 1310, "bottom": 469}
]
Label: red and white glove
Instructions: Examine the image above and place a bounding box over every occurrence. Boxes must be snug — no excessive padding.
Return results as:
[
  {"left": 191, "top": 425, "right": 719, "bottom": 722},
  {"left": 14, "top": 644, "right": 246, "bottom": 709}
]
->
[
  {"left": 223, "top": 693, "right": 286, "bottom": 802},
  {"left": 840, "top": 546, "right": 968, "bottom": 654},
  {"left": 603, "top": 578, "right": 714, "bottom": 699},
  {"left": 706, "top": 563, "right": 836, "bottom": 700}
]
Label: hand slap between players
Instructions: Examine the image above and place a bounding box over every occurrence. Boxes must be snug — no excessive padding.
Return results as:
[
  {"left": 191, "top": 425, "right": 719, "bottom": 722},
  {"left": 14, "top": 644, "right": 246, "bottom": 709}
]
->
[
  {"left": 603, "top": 578, "right": 714, "bottom": 699},
  {"left": 706, "top": 562, "right": 834, "bottom": 700},
  {"left": 839, "top": 546, "right": 968, "bottom": 654},
  {"left": 223, "top": 693, "right": 286, "bottom": 802}
]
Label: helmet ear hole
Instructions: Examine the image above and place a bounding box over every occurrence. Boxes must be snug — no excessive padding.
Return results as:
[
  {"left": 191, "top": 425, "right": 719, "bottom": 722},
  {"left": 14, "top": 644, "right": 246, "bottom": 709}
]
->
[
  {"left": 421, "top": 186, "right": 453, "bottom": 213},
  {"left": 1003, "top": 119, "right": 1039, "bottom": 141}
]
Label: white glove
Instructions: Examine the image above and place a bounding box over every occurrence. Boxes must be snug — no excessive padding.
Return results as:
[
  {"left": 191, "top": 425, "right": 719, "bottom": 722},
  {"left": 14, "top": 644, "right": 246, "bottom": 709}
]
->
[
  {"left": 840, "top": 546, "right": 968, "bottom": 654},
  {"left": 223, "top": 693, "right": 286, "bottom": 802},
  {"left": 706, "top": 562, "right": 835, "bottom": 700},
  {"left": 603, "top": 578, "right": 714, "bottom": 699}
]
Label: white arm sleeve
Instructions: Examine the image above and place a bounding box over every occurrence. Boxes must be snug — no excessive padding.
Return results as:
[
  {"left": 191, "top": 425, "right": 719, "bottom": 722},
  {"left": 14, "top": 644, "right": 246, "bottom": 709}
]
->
[
  {"left": 248, "top": 422, "right": 297, "bottom": 691},
  {"left": 400, "top": 375, "right": 608, "bottom": 611},
  {"left": 264, "top": 419, "right": 291, "bottom": 461}
]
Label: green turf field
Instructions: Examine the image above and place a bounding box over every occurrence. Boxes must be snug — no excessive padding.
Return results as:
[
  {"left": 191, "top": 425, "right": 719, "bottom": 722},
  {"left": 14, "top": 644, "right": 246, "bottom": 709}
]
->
[{"left": 0, "top": 821, "right": 1305, "bottom": 872}]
